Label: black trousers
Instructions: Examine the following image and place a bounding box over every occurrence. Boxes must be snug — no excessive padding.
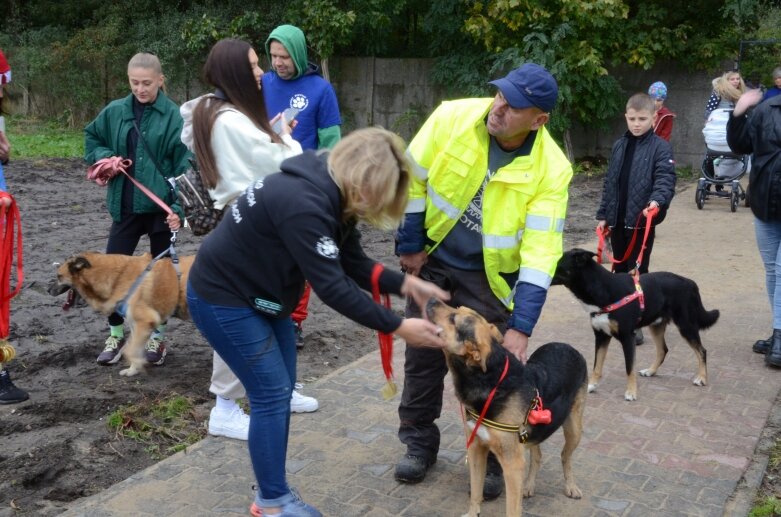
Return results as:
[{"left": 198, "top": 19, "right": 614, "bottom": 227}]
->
[
  {"left": 398, "top": 256, "right": 509, "bottom": 469},
  {"left": 610, "top": 226, "right": 656, "bottom": 274}
]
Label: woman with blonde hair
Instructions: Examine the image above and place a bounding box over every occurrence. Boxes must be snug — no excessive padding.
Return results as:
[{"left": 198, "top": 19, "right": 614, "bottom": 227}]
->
[
  {"left": 186, "top": 127, "right": 450, "bottom": 517},
  {"left": 705, "top": 70, "right": 746, "bottom": 117},
  {"left": 85, "top": 52, "right": 190, "bottom": 367}
]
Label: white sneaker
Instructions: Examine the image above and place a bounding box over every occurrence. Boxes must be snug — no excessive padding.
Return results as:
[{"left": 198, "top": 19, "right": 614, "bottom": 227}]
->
[
  {"left": 208, "top": 406, "right": 249, "bottom": 440},
  {"left": 291, "top": 383, "right": 319, "bottom": 413}
]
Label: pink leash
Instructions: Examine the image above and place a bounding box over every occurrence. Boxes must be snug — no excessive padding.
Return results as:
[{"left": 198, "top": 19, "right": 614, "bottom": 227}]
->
[{"left": 86, "top": 157, "right": 173, "bottom": 215}]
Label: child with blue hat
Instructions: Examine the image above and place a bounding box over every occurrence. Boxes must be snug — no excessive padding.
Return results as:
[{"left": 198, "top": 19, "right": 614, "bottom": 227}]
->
[{"left": 648, "top": 81, "right": 675, "bottom": 142}]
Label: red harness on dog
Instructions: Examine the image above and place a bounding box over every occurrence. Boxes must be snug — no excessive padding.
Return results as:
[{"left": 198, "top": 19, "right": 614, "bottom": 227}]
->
[
  {"left": 598, "top": 272, "right": 645, "bottom": 315},
  {"left": 463, "top": 357, "right": 553, "bottom": 447}
]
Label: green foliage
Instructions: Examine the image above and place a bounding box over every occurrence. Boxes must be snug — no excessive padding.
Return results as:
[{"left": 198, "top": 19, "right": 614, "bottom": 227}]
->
[
  {"left": 749, "top": 496, "right": 781, "bottom": 517},
  {"left": 106, "top": 393, "right": 206, "bottom": 460},
  {"left": 287, "top": 0, "right": 356, "bottom": 61},
  {"left": 6, "top": 116, "right": 83, "bottom": 158}
]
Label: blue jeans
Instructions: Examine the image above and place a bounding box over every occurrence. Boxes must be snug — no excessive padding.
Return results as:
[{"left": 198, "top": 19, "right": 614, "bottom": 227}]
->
[
  {"left": 754, "top": 217, "right": 781, "bottom": 329},
  {"left": 187, "top": 282, "right": 298, "bottom": 508}
]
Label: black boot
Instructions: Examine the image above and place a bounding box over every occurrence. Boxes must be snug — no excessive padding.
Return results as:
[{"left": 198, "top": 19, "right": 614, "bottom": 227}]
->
[
  {"left": 0, "top": 369, "right": 29, "bottom": 404},
  {"left": 482, "top": 452, "right": 504, "bottom": 501},
  {"left": 766, "top": 329, "right": 781, "bottom": 368},
  {"left": 394, "top": 454, "right": 436, "bottom": 484},
  {"left": 753, "top": 335, "right": 772, "bottom": 354}
]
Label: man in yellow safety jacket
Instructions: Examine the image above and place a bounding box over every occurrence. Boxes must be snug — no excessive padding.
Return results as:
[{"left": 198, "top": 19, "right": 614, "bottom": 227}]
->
[{"left": 394, "top": 63, "right": 573, "bottom": 499}]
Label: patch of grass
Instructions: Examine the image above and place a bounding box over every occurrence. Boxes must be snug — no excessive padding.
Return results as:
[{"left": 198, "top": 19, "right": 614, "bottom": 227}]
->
[
  {"left": 4, "top": 116, "right": 83, "bottom": 158},
  {"left": 675, "top": 165, "right": 701, "bottom": 180},
  {"left": 106, "top": 393, "right": 206, "bottom": 460},
  {"left": 750, "top": 496, "right": 781, "bottom": 517},
  {"left": 750, "top": 433, "right": 781, "bottom": 517}
]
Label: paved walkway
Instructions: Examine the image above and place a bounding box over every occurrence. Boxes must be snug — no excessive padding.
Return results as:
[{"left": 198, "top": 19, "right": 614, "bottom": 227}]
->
[{"left": 62, "top": 182, "right": 781, "bottom": 517}]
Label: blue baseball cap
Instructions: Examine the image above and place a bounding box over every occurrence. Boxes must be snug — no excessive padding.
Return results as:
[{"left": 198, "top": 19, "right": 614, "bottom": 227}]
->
[{"left": 489, "top": 63, "right": 559, "bottom": 112}]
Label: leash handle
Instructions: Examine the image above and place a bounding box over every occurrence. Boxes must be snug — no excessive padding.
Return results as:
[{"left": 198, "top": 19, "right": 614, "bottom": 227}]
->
[{"left": 633, "top": 205, "right": 659, "bottom": 272}]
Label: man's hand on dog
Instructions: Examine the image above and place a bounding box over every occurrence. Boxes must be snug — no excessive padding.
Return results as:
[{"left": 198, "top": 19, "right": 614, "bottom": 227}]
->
[
  {"left": 503, "top": 328, "right": 529, "bottom": 364},
  {"left": 399, "top": 251, "right": 428, "bottom": 276}
]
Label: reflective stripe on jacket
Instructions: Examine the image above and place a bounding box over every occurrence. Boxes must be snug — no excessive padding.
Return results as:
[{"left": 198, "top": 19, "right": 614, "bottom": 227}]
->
[{"left": 404, "top": 98, "right": 572, "bottom": 307}]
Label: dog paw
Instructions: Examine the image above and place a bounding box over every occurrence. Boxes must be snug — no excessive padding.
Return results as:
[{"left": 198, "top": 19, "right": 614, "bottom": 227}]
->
[
  {"left": 624, "top": 391, "right": 637, "bottom": 401},
  {"left": 692, "top": 376, "right": 707, "bottom": 386},
  {"left": 119, "top": 367, "right": 140, "bottom": 377},
  {"left": 565, "top": 484, "right": 583, "bottom": 499},
  {"left": 587, "top": 383, "right": 597, "bottom": 393},
  {"left": 639, "top": 368, "right": 656, "bottom": 377},
  {"left": 523, "top": 485, "right": 536, "bottom": 498}
]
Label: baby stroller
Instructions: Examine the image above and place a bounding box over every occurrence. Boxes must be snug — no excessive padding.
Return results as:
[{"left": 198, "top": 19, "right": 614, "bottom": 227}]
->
[{"left": 695, "top": 108, "right": 749, "bottom": 212}]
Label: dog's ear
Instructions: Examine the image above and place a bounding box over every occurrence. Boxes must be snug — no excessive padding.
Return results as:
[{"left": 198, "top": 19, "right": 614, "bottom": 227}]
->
[
  {"left": 68, "top": 256, "right": 91, "bottom": 275},
  {"left": 465, "top": 340, "right": 488, "bottom": 372},
  {"left": 490, "top": 324, "right": 503, "bottom": 344},
  {"left": 574, "top": 249, "right": 597, "bottom": 266}
]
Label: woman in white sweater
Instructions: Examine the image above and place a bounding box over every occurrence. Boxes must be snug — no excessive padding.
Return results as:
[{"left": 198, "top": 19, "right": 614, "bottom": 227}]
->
[{"left": 180, "top": 38, "right": 316, "bottom": 442}]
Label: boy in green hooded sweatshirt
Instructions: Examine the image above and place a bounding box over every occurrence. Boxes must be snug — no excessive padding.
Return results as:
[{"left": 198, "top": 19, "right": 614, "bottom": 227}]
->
[{"left": 262, "top": 24, "right": 343, "bottom": 357}]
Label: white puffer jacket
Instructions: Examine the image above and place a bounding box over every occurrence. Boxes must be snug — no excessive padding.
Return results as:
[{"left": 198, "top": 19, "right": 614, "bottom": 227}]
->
[{"left": 180, "top": 94, "right": 302, "bottom": 210}]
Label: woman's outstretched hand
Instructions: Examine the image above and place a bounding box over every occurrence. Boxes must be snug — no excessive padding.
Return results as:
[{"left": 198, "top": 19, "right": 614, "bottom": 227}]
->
[
  {"left": 395, "top": 318, "right": 446, "bottom": 349},
  {"left": 400, "top": 274, "right": 450, "bottom": 312}
]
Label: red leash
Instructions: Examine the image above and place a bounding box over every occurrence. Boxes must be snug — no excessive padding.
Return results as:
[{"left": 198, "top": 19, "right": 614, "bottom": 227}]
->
[
  {"left": 86, "top": 157, "right": 173, "bottom": 215},
  {"left": 371, "top": 263, "right": 397, "bottom": 399},
  {"left": 596, "top": 205, "right": 659, "bottom": 272},
  {"left": 465, "top": 356, "right": 509, "bottom": 449},
  {"left": 0, "top": 192, "right": 23, "bottom": 341}
]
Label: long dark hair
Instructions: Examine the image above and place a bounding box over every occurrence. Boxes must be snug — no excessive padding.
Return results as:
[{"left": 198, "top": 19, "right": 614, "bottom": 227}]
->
[{"left": 193, "top": 38, "right": 280, "bottom": 188}]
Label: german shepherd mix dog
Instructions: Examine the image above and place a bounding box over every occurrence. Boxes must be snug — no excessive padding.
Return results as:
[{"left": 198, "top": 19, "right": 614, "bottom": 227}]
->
[
  {"left": 48, "top": 252, "right": 194, "bottom": 377},
  {"left": 425, "top": 298, "right": 587, "bottom": 517},
  {"left": 551, "top": 248, "right": 720, "bottom": 401}
]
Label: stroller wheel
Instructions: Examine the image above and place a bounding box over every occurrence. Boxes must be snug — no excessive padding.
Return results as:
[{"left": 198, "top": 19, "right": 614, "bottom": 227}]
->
[
  {"left": 731, "top": 190, "right": 739, "bottom": 212},
  {"left": 696, "top": 186, "right": 706, "bottom": 210}
]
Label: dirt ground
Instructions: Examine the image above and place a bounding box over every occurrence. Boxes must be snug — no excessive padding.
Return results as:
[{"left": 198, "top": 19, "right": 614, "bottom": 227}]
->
[{"left": 0, "top": 158, "right": 775, "bottom": 515}]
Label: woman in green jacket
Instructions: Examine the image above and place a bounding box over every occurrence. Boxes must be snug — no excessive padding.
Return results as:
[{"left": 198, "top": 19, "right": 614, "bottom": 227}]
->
[{"left": 84, "top": 52, "right": 190, "bottom": 367}]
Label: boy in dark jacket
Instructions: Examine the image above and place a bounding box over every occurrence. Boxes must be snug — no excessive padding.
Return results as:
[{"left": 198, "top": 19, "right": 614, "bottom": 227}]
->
[{"left": 597, "top": 93, "right": 676, "bottom": 275}]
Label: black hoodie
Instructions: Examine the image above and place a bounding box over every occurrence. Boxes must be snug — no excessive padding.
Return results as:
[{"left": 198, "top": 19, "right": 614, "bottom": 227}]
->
[{"left": 188, "top": 151, "right": 404, "bottom": 333}]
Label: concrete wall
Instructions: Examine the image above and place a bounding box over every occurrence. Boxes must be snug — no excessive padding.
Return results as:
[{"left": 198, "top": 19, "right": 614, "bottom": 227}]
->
[
  {"left": 330, "top": 57, "right": 727, "bottom": 168},
  {"left": 329, "top": 57, "right": 444, "bottom": 142}
]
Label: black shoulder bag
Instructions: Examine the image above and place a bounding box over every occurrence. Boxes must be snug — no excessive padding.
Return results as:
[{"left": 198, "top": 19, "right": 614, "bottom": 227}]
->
[{"left": 133, "top": 119, "right": 223, "bottom": 236}]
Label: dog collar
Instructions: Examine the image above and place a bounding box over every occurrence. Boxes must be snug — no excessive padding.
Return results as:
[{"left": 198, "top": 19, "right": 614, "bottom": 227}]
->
[{"left": 464, "top": 389, "right": 551, "bottom": 445}]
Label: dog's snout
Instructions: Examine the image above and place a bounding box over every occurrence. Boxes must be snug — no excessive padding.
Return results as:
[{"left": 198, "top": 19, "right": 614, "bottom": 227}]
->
[{"left": 425, "top": 297, "right": 442, "bottom": 318}]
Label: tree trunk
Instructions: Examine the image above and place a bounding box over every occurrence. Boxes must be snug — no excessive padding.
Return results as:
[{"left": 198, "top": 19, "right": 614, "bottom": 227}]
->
[
  {"left": 564, "top": 128, "right": 574, "bottom": 163},
  {"left": 321, "top": 58, "right": 330, "bottom": 82}
]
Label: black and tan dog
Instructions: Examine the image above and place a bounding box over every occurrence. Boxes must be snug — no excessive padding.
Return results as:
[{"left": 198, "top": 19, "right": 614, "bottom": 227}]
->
[
  {"left": 48, "top": 252, "right": 194, "bottom": 377},
  {"left": 425, "top": 298, "right": 587, "bottom": 517},
  {"left": 551, "top": 248, "right": 720, "bottom": 401}
]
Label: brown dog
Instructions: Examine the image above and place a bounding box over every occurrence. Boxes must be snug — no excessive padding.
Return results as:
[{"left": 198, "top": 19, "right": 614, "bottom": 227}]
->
[
  {"left": 425, "top": 298, "right": 588, "bottom": 517},
  {"left": 48, "top": 252, "right": 194, "bottom": 377}
]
